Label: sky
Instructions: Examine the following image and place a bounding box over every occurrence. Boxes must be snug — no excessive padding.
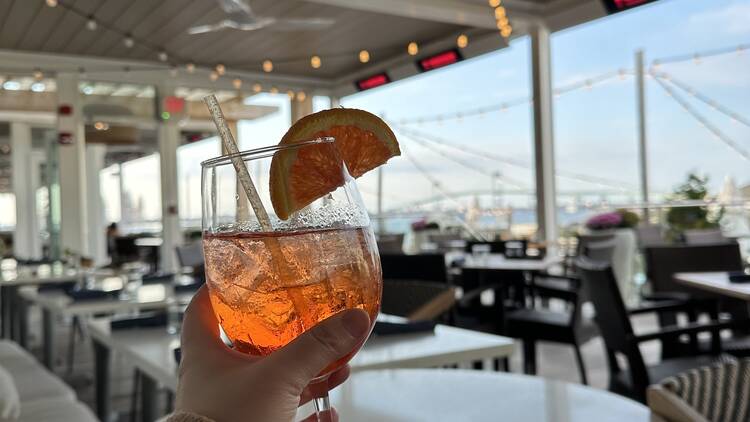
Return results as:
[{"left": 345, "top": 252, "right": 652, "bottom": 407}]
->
[{"left": 110, "top": 0, "right": 750, "bottom": 227}]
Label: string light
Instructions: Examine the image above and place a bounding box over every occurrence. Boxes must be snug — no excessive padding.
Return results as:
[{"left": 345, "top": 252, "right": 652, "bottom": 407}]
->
[
  {"left": 407, "top": 42, "right": 418, "bottom": 56},
  {"left": 269, "top": 87, "right": 278, "bottom": 94},
  {"left": 252, "top": 83, "right": 262, "bottom": 93},
  {"left": 500, "top": 26, "right": 512, "bottom": 37},
  {"left": 497, "top": 16, "right": 509, "bottom": 26},
  {"left": 296, "top": 91, "right": 307, "bottom": 102},
  {"left": 287, "top": 90, "right": 295, "bottom": 99},
  {"left": 86, "top": 17, "right": 98, "bottom": 31},
  {"left": 45, "top": 0, "right": 57, "bottom": 7},
  {"left": 359, "top": 50, "right": 370, "bottom": 63},
  {"left": 215, "top": 64, "right": 226, "bottom": 75},
  {"left": 457, "top": 34, "right": 468, "bottom": 49},
  {"left": 123, "top": 35, "right": 134, "bottom": 48},
  {"left": 186, "top": 63, "right": 195, "bottom": 73},
  {"left": 262, "top": 60, "right": 273, "bottom": 72},
  {"left": 209, "top": 71, "right": 219, "bottom": 81},
  {"left": 494, "top": 6, "right": 506, "bottom": 19},
  {"left": 93, "top": 122, "right": 109, "bottom": 131},
  {"left": 489, "top": 0, "right": 501, "bottom": 7},
  {"left": 310, "top": 55, "right": 321, "bottom": 69},
  {"left": 158, "top": 51, "right": 168, "bottom": 62},
  {"left": 232, "top": 78, "right": 242, "bottom": 89},
  {"left": 33, "top": 69, "right": 43, "bottom": 81}
]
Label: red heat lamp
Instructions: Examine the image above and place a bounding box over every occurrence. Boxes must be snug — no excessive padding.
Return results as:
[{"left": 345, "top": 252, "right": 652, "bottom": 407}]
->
[
  {"left": 417, "top": 49, "right": 462, "bottom": 72},
  {"left": 601, "top": 0, "right": 658, "bottom": 14},
  {"left": 356, "top": 73, "right": 391, "bottom": 91}
]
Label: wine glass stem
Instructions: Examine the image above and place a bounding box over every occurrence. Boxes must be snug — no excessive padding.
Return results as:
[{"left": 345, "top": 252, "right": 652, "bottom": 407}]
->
[{"left": 313, "top": 393, "right": 333, "bottom": 422}]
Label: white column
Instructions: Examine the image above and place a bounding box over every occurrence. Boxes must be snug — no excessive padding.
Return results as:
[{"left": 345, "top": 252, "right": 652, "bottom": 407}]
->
[
  {"left": 56, "top": 73, "right": 89, "bottom": 256},
  {"left": 635, "top": 50, "right": 650, "bottom": 221},
  {"left": 530, "top": 24, "right": 558, "bottom": 246},
  {"left": 85, "top": 144, "right": 107, "bottom": 265},
  {"left": 10, "top": 122, "right": 40, "bottom": 259},
  {"left": 158, "top": 83, "right": 182, "bottom": 272},
  {"left": 291, "top": 96, "right": 313, "bottom": 123}
]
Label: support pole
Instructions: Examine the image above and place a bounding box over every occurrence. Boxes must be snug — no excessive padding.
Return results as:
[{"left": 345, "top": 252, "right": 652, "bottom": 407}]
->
[
  {"left": 635, "top": 50, "right": 651, "bottom": 221},
  {"left": 377, "top": 167, "right": 384, "bottom": 235},
  {"left": 10, "top": 122, "right": 40, "bottom": 259},
  {"left": 57, "top": 73, "right": 89, "bottom": 256},
  {"left": 530, "top": 24, "right": 558, "bottom": 247},
  {"left": 158, "top": 83, "right": 182, "bottom": 272}
]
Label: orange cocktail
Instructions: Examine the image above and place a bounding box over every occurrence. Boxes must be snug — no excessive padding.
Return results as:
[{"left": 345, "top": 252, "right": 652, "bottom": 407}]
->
[{"left": 203, "top": 226, "right": 381, "bottom": 372}]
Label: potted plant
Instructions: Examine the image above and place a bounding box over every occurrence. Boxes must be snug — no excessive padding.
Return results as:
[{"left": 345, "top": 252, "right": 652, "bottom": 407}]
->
[
  {"left": 666, "top": 173, "right": 724, "bottom": 242},
  {"left": 583, "top": 209, "right": 640, "bottom": 303}
]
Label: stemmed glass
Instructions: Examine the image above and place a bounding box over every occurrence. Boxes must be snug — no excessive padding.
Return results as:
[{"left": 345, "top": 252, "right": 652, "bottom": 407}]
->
[{"left": 201, "top": 138, "right": 382, "bottom": 420}]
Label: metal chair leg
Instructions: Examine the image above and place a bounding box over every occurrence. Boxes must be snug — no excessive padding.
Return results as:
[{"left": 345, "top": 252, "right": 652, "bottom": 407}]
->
[
  {"left": 130, "top": 370, "right": 141, "bottom": 422},
  {"left": 573, "top": 343, "right": 588, "bottom": 385},
  {"left": 522, "top": 340, "right": 537, "bottom": 375}
]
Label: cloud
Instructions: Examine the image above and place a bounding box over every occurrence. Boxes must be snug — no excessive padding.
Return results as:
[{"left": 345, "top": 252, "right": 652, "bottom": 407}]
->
[{"left": 688, "top": 2, "right": 750, "bottom": 35}]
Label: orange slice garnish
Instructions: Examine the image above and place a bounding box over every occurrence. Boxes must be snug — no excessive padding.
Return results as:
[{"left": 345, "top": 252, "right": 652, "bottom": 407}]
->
[{"left": 270, "top": 108, "right": 400, "bottom": 220}]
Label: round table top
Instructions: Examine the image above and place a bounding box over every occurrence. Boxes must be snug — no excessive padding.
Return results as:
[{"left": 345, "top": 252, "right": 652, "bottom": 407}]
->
[{"left": 319, "top": 369, "right": 650, "bottom": 422}]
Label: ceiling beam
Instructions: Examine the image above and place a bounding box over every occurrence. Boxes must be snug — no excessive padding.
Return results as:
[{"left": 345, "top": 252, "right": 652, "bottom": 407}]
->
[
  {"left": 305, "top": 0, "right": 510, "bottom": 29},
  {"left": 0, "top": 49, "right": 334, "bottom": 94}
]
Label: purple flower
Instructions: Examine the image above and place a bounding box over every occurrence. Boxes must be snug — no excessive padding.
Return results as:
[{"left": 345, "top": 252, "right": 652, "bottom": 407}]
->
[{"left": 586, "top": 212, "right": 623, "bottom": 230}]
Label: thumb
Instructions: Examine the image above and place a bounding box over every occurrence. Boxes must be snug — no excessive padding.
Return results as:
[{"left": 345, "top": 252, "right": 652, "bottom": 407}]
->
[{"left": 268, "top": 309, "right": 370, "bottom": 389}]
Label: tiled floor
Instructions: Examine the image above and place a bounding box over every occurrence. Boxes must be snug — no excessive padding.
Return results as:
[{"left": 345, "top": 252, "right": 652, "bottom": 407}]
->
[{"left": 20, "top": 307, "right": 664, "bottom": 421}]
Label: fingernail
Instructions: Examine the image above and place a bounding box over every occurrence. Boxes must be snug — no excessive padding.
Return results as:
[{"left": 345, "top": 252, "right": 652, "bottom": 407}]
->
[{"left": 342, "top": 309, "right": 370, "bottom": 338}]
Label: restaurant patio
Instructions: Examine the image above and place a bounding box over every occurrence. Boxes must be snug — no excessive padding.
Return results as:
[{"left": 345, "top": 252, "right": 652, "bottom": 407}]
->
[{"left": 1, "top": 0, "right": 749, "bottom": 421}]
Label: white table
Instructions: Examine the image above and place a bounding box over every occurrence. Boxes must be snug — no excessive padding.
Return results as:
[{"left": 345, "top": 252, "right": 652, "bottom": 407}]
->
[
  {"left": 674, "top": 272, "right": 750, "bottom": 301},
  {"left": 20, "top": 281, "right": 195, "bottom": 369},
  {"left": 460, "top": 254, "right": 562, "bottom": 272},
  {"left": 319, "top": 369, "right": 650, "bottom": 422},
  {"left": 0, "top": 262, "right": 83, "bottom": 343},
  {"left": 86, "top": 317, "right": 514, "bottom": 420}
]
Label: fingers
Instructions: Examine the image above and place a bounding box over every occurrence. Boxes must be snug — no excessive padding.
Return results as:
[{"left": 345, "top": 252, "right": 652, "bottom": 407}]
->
[
  {"left": 180, "top": 286, "right": 228, "bottom": 360},
  {"left": 301, "top": 407, "right": 338, "bottom": 422},
  {"left": 300, "top": 365, "right": 350, "bottom": 405},
  {"left": 268, "top": 309, "right": 370, "bottom": 390}
]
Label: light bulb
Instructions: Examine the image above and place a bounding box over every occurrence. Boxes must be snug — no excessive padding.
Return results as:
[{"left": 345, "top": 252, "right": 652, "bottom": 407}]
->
[
  {"left": 269, "top": 86, "right": 278, "bottom": 94},
  {"left": 215, "top": 64, "right": 225, "bottom": 75},
  {"left": 310, "top": 55, "right": 321, "bottom": 69},
  {"left": 46, "top": 0, "right": 57, "bottom": 7},
  {"left": 158, "top": 51, "right": 168, "bottom": 62},
  {"left": 233, "top": 78, "right": 242, "bottom": 89},
  {"left": 494, "top": 6, "right": 506, "bottom": 19},
  {"left": 407, "top": 42, "right": 418, "bottom": 56},
  {"left": 359, "top": 50, "right": 370, "bottom": 63},
  {"left": 296, "top": 91, "right": 306, "bottom": 102},
  {"left": 123, "top": 36, "right": 134, "bottom": 48},
  {"left": 186, "top": 63, "right": 195, "bottom": 73},
  {"left": 488, "top": 0, "right": 501, "bottom": 7},
  {"left": 86, "top": 17, "right": 98, "bottom": 31},
  {"left": 457, "top": 34, "right": 468, "bottom": 49},
  {"left": 262, "top": 60, "right": 273, "bottom": 72},
  {"left": 209, "top": 71, "right": 218, "bottom": 81},
  {"left": 33, "top": 69, "right": 43, "bottom": 81},
  {"left": 252, "top": 83, "right": 261, "bottom": 93}
]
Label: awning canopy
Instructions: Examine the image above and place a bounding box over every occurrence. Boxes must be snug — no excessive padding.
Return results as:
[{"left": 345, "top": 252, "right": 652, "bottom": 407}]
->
[{"left": 0, "top": 0, "right": 611, "bottom": 95}]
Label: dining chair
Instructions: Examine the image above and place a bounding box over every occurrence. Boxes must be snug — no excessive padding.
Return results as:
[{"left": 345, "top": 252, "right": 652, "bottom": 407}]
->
[
  {"left": 644, "top": 243, "right": 749, "bottom": 359},
  {"left": 381, "top": 280, "right": 456, "bottom": 321},
  {"left": 504, "top": 274, "right": 597, "bottom": 384},
  {"left": 577, "top": 257, "right": 737, "bottom": 403},
  {"left": 376, "top": 233, "right": 405, "bottom": 254},
  {"left": 380, "top": 253, "right": 447, "bottom": 284}
]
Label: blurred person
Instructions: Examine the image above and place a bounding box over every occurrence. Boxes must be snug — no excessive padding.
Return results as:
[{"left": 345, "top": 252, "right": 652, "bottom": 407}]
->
[{"left": 160, "top": 286, "right": 370, "bottom": 422}]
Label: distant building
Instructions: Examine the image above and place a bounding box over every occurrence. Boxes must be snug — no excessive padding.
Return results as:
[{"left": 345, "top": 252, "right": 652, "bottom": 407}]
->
[{"left": 741, "top": 184, "right": 750, "bottom": 200}]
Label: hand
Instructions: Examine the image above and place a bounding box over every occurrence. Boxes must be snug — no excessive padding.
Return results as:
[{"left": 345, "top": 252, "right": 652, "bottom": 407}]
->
[{"left": 175, "top": 286, "right": 371, "bottom": 422}]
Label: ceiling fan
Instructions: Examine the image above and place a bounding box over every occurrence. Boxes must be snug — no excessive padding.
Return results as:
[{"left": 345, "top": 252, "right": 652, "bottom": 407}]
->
[{"left": 187, "top": 0, "right": 335, "bottom": 34}]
